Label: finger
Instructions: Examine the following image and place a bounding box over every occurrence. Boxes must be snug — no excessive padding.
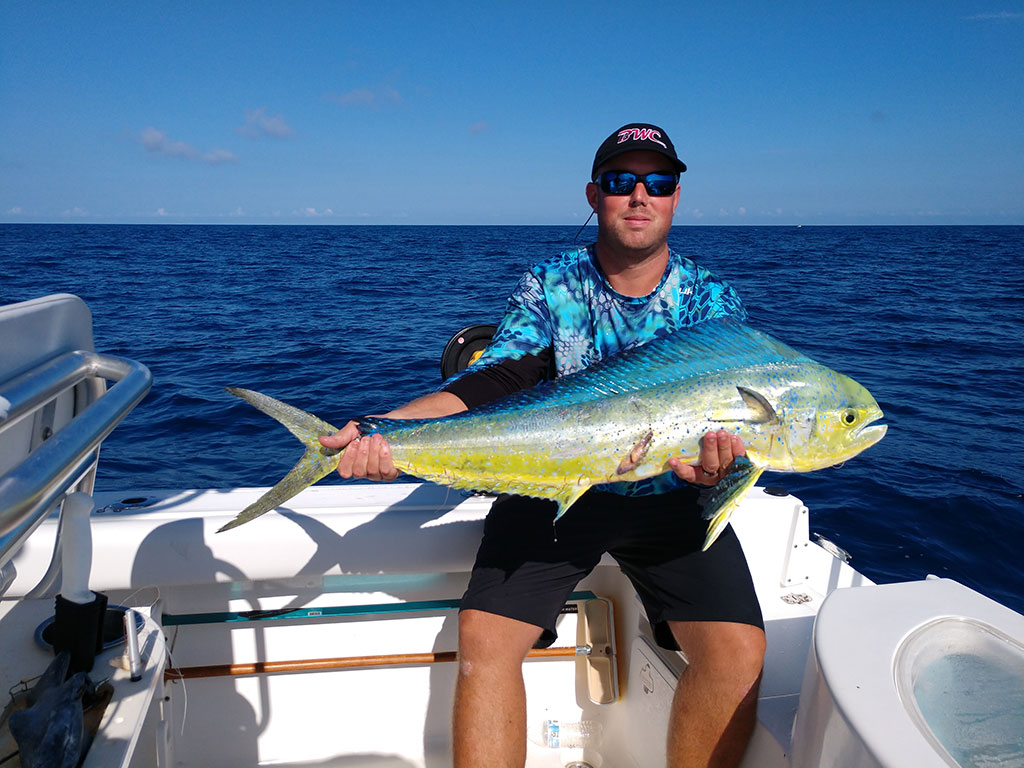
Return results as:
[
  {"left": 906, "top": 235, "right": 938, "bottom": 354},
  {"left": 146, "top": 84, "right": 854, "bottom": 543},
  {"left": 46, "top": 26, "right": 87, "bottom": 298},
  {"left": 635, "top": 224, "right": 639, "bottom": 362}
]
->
[
  {"left": 352, "top": 432, "right": 375, "bottom": 478},
  {"left": 668, "top": 456, "right": 697, "bottom": 483},
  {"left": 378, "top": 438, "right": 398, "bottom": 481},
  {"left": 319, "top": 434, "right": 335, "bottom": 448},
  {"left": 335, "top": 441, "right": 353, "bottom": 477},
  {"left": 668, "top": 456, "right": 720, "bottom": 487},
  {"left": 319, "top": 421, "right": 360, "bottom": 450},
  {"left": 319, "top": 433, "right": 344, "bottom": 449},
  {"left": 731, "top": 433, "right": 746, "bottom": 457},
  {"left": 364, "top": 434, "right": 383, "bottom": 480},
  {"left": 335, "top": 436, "right": 360, "bottom": 478},
  {"left": 716, "top": 429, "right": 734, "bottom": 468},
  {"left": 340, "top": 429, "right": 375, "bottom": 479},
  {"left": 700, "top": 431, "right": 720, "bottom": 474}
]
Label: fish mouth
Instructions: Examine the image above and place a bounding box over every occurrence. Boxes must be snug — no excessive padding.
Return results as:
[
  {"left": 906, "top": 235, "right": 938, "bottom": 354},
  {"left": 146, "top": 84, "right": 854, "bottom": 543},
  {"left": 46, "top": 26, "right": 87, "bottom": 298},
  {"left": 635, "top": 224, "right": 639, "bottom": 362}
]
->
[{"left": 855, "top": 413, "right": 887, "bottom": 446}]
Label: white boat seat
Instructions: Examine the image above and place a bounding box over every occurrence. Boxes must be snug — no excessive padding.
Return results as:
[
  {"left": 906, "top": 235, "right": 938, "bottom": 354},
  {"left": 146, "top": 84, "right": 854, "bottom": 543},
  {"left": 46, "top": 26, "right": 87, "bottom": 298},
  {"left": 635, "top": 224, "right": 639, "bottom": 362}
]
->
[{"left": 791, "top": 577, "right": 1024, "bottom": 767}]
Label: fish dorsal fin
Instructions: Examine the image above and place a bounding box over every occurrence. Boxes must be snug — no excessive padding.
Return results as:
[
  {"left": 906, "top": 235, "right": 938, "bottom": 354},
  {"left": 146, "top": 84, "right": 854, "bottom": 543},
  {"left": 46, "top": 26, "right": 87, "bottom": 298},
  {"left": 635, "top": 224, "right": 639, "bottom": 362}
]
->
[{"left": 465, "top": 318, "right": 819, "bottom": 415}]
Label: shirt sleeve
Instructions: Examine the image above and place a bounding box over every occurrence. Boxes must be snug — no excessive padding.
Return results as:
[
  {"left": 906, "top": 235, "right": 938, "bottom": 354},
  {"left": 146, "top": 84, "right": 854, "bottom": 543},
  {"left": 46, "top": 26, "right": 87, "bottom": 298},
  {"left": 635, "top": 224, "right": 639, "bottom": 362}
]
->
[
  {"left": 442, "top": 350, "right": 553, "bottom": 410},
  {"left": 439, "top": 270, "right": 555, "bottom": 408},
  {"left": 691, "top": 263, "right": 748, "bottom": 323}
]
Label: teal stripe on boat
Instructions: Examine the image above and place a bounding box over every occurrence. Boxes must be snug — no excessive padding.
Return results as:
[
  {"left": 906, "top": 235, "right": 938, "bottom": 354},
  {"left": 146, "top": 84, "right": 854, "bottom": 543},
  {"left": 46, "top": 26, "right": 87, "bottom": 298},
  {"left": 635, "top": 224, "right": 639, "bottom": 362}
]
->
[{"left": 163, "top": 590, "right": 599, "bottom": 626}]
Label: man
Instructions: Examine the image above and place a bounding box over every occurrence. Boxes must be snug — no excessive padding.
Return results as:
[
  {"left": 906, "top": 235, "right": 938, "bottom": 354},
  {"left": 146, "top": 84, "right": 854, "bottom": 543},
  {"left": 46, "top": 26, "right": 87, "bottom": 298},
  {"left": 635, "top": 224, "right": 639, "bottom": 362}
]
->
[{"left": 321, "top": 123, "right": 765, "bottom": 768}]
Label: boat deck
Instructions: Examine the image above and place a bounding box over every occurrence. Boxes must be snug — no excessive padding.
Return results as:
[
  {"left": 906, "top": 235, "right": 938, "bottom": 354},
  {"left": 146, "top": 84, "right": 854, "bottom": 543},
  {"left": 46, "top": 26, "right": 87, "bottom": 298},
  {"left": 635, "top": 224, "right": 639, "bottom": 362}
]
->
[{"left": 3, "top": 481, "right": 869, "bottom": 767}]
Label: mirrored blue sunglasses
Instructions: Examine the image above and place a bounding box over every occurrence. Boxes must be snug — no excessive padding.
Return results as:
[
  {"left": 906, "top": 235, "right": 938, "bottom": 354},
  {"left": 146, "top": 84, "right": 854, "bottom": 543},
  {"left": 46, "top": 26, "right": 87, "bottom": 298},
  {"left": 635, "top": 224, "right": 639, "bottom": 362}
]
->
[{"left": 596, "top": 171, "right": 679, "bottom": 197}]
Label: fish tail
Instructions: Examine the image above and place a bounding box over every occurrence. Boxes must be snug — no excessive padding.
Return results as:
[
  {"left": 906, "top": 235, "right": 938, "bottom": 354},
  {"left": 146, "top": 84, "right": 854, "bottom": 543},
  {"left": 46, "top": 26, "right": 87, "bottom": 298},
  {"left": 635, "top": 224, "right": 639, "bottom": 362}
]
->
[{"left": 218, "top": 388, "right": 342, "bottom": 532}]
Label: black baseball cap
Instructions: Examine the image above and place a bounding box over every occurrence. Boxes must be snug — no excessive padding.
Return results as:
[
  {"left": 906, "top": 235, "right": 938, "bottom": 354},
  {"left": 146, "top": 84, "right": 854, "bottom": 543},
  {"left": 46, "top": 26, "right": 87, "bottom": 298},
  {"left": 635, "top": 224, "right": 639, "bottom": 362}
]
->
[{"left": 591, "top": 123, "right": 687, "bottom": 179}]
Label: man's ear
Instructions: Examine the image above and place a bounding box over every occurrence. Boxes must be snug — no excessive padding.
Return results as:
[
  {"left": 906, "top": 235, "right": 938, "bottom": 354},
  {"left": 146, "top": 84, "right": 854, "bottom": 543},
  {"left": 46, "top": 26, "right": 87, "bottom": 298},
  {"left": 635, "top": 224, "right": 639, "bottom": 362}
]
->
[{"left": 586, "top": 181, "right": 598, "bottom": 212}]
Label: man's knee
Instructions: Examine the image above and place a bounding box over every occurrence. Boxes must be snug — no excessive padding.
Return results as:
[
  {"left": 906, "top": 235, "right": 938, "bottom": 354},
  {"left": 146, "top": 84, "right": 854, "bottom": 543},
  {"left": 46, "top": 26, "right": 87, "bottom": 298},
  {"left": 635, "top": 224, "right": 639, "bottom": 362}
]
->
[
  {"left": 457, "top": 609, "right": 544, "bottom": 676},
  {"left": 669, "top": 621, "right": 766, "bottom": 683}
]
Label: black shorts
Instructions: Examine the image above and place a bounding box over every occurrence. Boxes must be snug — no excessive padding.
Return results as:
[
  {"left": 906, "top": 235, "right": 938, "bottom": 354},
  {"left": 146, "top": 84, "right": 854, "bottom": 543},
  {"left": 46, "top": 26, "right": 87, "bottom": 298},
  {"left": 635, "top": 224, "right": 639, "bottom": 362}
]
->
[{"left": 460, "top": 488, "right": 764, "bottom": 650}]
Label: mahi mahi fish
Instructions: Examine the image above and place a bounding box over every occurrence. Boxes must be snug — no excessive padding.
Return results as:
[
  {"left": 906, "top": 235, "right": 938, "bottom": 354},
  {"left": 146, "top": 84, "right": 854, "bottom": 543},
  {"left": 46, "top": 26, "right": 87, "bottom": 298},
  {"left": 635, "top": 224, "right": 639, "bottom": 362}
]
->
[{"left": 219, "top": 318, "right": 886, "bottom": 548}]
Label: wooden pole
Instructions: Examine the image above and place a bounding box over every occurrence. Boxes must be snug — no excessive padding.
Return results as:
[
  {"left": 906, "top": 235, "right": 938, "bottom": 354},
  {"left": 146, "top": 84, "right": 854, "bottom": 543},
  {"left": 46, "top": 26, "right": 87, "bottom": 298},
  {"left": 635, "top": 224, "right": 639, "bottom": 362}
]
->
[{"left": 165, "top": 645, "right": 582, "bottom": 681}]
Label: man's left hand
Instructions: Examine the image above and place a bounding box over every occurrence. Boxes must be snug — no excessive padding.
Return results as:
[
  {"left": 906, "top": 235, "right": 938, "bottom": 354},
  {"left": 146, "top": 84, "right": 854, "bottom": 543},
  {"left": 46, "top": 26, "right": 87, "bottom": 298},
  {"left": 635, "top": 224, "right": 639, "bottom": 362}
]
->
[{"left": 668, "top": 430, "right": 745, "bottom": 487}]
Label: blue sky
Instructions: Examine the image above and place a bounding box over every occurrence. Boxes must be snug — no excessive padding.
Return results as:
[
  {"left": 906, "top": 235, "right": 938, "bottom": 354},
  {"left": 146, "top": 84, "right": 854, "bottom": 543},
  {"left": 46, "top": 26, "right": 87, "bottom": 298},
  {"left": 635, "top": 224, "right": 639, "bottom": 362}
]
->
[{"left": 2, "top": 2, "right": 1022, "bottom": 225}]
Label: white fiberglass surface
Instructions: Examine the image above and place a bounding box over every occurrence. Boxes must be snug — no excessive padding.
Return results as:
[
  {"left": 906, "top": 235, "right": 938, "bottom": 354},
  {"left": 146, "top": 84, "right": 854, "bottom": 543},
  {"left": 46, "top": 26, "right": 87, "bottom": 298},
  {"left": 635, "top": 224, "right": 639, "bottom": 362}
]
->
[{"left": 896, "top": 618, "right": 1024, "bottom": 767}]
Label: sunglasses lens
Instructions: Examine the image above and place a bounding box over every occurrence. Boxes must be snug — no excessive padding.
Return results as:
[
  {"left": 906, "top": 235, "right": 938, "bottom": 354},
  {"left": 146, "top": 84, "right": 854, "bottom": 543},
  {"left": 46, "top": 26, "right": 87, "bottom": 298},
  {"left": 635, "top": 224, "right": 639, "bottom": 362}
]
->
[
  {"left": 599, "top": 172, "right": 637, "bottom": 195},
  {"left": 598, "top": 172, "right": 676, "bottom": 196},
  {"left": 644, "top": 174, "right": 677, "bottom": 196}
]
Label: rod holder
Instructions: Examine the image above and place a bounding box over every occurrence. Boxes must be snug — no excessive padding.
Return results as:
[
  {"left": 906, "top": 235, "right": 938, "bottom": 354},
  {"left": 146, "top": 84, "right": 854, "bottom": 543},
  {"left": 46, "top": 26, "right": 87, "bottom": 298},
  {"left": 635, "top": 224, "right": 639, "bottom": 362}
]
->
[
  {"left": 53, "top": 492, "right": 107, "bottom": 672},
  {"left": 53, "top": 591, "right": 108, "bottom": 673},
  {"left": 59, "top": 492, "right": 94, "bottom": 603}
]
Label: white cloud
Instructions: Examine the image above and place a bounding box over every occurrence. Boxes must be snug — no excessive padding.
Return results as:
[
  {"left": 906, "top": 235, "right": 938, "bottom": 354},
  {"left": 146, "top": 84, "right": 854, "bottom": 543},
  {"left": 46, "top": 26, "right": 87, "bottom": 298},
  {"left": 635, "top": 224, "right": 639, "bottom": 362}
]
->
[
  {"left": 141, "top": 127, "right": 194, "bottom": 159},
  {"left": 140, "top": 127, "right": 238, "bottom": 165},
  {"left": 6, "top": 206, "right": 23, "bottom": 215},
  {"left": 325, "top": 87, "right": 402, "bottom": 108},
  {"left": 201, "top": 148, "right": 239, "bottom": 165},
  {"left": 62, "top": 206, "right": 88, "bottom": 217},
  {"left": 155, "top": 208, "right": 167, "bottom": 216},
  {"left": 239, "top": 107, "right": 293, "bottom": 139},
  {"left": 300, "top": 207, "right": 334, "bottom": 217}
]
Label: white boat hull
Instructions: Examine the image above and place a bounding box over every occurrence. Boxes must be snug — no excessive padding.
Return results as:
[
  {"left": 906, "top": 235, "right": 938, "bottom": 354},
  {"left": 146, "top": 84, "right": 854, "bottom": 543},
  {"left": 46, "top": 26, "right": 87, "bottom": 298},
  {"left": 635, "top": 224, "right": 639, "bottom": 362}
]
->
[{"left": 3, "top": 481, "right": 862, "bottom": 768}]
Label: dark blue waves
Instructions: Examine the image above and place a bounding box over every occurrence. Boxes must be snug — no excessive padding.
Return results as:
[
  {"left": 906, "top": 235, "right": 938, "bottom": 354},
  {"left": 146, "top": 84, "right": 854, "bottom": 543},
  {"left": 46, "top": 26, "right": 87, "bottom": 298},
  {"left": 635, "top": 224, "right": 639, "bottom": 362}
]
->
[{"left": 2, "top": 223, "right": 1022, "bottom": 613}]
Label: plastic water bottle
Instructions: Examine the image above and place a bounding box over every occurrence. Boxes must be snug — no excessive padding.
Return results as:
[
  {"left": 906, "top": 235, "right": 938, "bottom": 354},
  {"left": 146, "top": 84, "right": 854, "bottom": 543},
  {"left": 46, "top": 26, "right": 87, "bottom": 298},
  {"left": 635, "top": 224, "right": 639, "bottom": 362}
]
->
[{"left": 541, "top": 719, "right": 603, "bottom": 749}]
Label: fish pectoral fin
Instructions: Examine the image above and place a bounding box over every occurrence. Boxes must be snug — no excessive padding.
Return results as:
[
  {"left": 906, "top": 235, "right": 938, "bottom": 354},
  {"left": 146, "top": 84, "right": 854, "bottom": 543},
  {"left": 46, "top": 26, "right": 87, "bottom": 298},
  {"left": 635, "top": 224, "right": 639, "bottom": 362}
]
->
[
  {"left": 616, "top": 430, "right": 654, "bottom": 475},
  {"left": 736, "top": 386, "right": 780, "bottom": 424},
  {"left": 217, "top": 448, "right": 339, "bottom": 532},
  {"left": 552, "top": 483, "right": 592, "bottom": 522},
  {"left": 699, "top": 455, "right": 764, "bottom": 551}
]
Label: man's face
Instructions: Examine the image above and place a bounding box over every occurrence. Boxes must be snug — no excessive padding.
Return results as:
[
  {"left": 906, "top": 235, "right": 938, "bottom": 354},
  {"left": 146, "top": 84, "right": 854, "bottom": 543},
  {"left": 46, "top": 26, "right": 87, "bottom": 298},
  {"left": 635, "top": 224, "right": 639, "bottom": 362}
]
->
[{"left": 586, "top": 150, "right": 680, "bottom": 257}]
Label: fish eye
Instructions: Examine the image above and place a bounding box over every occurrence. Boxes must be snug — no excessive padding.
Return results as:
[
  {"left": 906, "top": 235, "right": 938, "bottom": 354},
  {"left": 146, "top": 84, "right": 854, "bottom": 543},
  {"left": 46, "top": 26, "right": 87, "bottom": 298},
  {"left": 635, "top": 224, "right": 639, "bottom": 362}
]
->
[{"left": 841, "top": 409, "right": 858, "bottom": 426}]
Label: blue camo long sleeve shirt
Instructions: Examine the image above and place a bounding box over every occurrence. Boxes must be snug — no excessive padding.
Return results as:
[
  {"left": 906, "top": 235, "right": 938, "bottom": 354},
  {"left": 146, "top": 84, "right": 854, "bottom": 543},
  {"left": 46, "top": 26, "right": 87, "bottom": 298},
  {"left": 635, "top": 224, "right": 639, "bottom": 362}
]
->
[{"left": 443, "top": 244, "right": 746, "bottom": 497}]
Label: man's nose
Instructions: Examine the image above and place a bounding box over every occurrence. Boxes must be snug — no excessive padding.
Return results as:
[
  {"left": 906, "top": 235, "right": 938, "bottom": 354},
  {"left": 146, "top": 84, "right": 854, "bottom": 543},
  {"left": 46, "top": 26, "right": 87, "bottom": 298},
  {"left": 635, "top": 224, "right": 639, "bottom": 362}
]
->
[{"left": 629, "top": 181, "right": 649, "bottom": 203}]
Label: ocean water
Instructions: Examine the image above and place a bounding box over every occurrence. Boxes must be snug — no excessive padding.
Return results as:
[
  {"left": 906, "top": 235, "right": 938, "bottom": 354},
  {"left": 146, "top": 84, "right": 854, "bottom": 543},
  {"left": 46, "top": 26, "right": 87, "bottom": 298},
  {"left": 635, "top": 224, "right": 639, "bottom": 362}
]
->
[{"left": 2, "top": 224, "right": 1022, "bottom": 613}]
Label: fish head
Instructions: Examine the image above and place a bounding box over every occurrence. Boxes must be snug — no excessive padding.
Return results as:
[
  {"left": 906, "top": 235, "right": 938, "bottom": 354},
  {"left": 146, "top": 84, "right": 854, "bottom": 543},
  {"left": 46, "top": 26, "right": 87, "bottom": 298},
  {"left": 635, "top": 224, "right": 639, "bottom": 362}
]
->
[{"left": 784, "top": 369, "right": 886, "bottom": 472}]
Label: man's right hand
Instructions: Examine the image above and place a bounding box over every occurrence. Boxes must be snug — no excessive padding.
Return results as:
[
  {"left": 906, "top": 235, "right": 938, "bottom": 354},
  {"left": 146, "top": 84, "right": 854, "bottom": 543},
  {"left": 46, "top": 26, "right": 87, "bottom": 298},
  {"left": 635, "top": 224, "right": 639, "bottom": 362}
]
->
[
  {"left": 319, "top": 422, "right": 399, "bottom": 482},
  {"left": 317, "top": 391, "right": 467, "bottom": 484}
]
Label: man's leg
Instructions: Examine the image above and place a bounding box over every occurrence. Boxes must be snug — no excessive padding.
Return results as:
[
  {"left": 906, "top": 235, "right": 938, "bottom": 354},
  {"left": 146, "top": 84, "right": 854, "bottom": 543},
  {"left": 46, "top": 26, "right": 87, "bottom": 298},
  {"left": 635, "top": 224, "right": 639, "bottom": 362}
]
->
[
  {"left": 453, "top": 608, "right": 544, "bottom": 768},
  {"left": 666, "top": 620, "right": 765, "bottom": 768}
]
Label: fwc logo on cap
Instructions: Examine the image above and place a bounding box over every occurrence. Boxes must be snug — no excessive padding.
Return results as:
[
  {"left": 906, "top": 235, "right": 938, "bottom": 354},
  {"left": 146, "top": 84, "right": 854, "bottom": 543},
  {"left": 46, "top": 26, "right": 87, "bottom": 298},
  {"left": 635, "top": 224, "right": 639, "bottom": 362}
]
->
[{"left": 617, "top": 127, "right": 667, "bottom": 149}]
